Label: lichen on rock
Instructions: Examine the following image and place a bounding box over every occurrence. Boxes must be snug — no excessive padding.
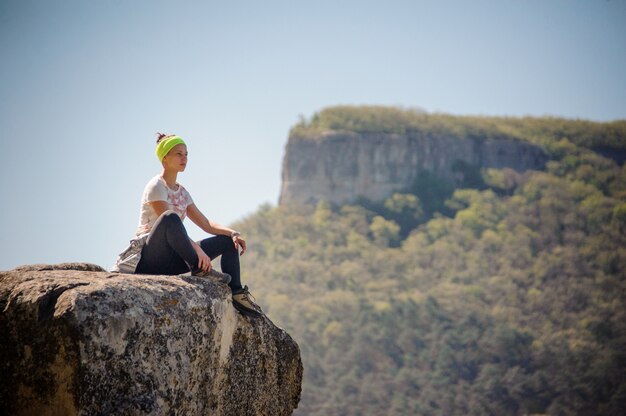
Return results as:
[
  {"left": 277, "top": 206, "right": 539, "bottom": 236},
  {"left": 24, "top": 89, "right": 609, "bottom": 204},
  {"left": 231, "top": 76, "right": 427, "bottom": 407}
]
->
[{"left": 0, "top": 263, "right": 302, "bottom": 416}]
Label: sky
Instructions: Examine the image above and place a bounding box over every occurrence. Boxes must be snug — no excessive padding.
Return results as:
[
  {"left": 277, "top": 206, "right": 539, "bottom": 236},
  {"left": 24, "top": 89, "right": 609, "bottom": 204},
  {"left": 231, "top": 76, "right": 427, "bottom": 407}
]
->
[{"left": 1, "top": 0, "right": 625, "bottom": 271}]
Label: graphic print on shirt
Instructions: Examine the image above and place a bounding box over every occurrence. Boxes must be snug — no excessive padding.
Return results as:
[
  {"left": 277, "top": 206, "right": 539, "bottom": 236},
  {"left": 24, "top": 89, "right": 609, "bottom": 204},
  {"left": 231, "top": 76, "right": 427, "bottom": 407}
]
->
[
  {"left": 168, "top": 187, "right": 192, "bottom": 220},
  {"left": 135, "top": 175, "right": 195, "bottom": 236}
]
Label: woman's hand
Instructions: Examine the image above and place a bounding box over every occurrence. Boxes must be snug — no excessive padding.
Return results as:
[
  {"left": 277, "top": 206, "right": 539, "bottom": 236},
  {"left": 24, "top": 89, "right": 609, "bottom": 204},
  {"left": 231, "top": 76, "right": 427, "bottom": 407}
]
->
[
  {"left": 192, "top": 241, "right": 211, "bottom": 272},
  {"left": 233, "top": 234, "right": 246, "bottom": 256}
]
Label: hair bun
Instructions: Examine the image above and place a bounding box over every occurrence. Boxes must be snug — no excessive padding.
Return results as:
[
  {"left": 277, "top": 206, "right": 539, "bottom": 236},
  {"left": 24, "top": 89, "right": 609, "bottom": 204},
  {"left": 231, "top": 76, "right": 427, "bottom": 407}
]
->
[{"left": 155, "top": 132, "right": 174, "bottom": 144}]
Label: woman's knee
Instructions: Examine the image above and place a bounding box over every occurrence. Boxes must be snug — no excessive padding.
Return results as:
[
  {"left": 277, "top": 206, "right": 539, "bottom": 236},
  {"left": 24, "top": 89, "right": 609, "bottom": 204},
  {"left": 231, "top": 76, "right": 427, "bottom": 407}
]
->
[
  {"left": 199, "top": 235, "right": 237, "bottom": 256},
  {"left": 211, "top": 235, "right": 237, "bottom": 253},
  {"left": 216, "top": 234, "right": 236, "bottom": 249},
  {"left": 160, "top": 210, "right": 182, "bottom": 224},
  {"left": 152, "top": 210, "right": 184, "bottom": 232}
]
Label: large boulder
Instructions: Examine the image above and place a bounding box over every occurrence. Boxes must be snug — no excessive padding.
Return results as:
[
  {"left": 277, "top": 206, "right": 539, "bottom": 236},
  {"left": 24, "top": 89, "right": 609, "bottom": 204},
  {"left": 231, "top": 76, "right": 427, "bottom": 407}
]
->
[{"left": 0, "top": 263, "right": 302, "bottom": 415}]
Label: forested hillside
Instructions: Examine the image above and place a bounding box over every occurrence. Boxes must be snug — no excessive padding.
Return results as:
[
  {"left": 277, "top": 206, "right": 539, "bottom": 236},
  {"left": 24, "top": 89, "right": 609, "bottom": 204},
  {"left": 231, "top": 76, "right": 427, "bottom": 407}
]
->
[
  {"left": 234, "top": 109, "right": 626, "bottom": 415},
  {"left": 290, "top": 106, "right": 626, "bottom": 153}
]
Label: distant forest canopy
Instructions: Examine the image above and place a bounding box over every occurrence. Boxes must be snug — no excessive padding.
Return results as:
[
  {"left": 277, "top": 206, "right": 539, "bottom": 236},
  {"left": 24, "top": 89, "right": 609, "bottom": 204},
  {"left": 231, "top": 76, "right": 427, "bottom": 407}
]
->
[
  {"left": 289, "top": 105, "right": 626, "bottom": 157},
  {"left": 234, "top": 107, "right": 626, "bottom": 415}
]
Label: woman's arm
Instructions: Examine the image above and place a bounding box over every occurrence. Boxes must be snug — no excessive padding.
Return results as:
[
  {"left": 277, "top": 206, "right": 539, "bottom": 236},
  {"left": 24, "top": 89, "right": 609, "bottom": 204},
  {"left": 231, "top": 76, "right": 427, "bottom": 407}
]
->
[
  {"left": 149, "top": 200, "right": 170, "bottom": 217},
  {"left": 187, "top": 203, "right": 238, "bottom": 236},
  {"left": 187, "top": 203, "right": 246, "bottom": 255}
]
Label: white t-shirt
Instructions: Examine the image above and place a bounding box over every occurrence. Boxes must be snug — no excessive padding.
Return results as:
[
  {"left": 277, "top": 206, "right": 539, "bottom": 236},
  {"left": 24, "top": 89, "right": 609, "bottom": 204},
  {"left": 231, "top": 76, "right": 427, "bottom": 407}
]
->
[{"left": 135, "top": 175, "right": 194, "bottom": 236}]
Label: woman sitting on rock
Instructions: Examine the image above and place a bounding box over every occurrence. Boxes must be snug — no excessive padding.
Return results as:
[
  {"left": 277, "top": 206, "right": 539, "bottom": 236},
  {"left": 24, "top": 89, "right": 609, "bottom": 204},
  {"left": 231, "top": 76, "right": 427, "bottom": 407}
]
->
[{"left": 113, "top": 133, "right": 262, "bottom": 317}]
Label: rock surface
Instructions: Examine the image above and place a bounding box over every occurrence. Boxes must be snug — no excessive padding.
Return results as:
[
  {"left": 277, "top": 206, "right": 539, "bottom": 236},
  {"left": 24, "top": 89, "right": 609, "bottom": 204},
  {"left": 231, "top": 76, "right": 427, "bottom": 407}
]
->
[
  {"left": 280, "top": 131, "right": 548, "bottom": 205},
  {"left": 0, "top": 263, "right": 302, "bottom": 416}
]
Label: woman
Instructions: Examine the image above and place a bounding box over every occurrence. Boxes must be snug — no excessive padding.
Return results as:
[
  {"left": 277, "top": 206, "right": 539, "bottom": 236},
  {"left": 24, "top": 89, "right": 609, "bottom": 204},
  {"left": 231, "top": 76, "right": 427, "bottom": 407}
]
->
[{"left": 113, "top": 133, "right": 261, "bottom": 317}]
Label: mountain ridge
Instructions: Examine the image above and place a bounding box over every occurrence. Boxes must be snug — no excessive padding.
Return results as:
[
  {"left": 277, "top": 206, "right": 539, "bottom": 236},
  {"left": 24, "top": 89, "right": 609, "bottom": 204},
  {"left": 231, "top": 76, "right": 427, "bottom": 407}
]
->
[
  {"left": 280, "top": 106, "right": 626, "bottom": 208},
  {"left": 233, "top": 105, "right": 626, "bottom": 415}
]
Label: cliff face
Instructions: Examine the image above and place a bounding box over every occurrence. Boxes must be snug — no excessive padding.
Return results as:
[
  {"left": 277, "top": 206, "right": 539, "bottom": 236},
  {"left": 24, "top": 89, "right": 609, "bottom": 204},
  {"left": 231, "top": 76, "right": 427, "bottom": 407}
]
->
[
  {"left": 0, "top": 263, "right": 302, "bottom": 416},
  {"left": 280, "top": 131, "right": 548, "bottom": 206}
]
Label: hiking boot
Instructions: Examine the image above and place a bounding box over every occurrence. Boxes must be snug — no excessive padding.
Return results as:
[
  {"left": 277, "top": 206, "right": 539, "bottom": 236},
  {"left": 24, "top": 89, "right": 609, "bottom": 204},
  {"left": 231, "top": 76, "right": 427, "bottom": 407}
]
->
[
  {"left": 192, "top": 268, "right": 232, "bottom": 285},
  {"left": 232, "top": 285, "right": 263, "bottom": 317}
]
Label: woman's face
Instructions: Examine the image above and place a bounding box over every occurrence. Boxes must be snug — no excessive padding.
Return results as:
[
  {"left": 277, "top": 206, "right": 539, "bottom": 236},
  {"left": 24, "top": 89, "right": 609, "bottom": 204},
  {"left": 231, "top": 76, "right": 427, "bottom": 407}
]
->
[{"left": 163, "top": 144, "right": 188, "bottom": 172}]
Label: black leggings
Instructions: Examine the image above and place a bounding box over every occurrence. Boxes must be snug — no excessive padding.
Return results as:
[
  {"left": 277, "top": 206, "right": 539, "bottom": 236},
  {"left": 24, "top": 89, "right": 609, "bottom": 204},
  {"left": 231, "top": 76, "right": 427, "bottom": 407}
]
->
[{"left": 135, "top": 211, "right": 242, "bottom": 292}]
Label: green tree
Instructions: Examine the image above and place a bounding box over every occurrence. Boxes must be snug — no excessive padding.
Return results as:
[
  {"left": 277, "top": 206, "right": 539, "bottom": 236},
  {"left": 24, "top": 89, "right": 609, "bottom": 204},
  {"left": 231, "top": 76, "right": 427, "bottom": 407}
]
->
[{"left": 369, "top": 216, "right": 400, "bottom": 247}]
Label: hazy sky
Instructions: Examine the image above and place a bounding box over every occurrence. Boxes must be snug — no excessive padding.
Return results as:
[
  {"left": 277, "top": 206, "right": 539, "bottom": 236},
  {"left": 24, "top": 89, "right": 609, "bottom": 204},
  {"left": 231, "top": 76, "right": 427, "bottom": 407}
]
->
[{"left": 1, "top": 0, "right": 625, "bottom": 270}]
